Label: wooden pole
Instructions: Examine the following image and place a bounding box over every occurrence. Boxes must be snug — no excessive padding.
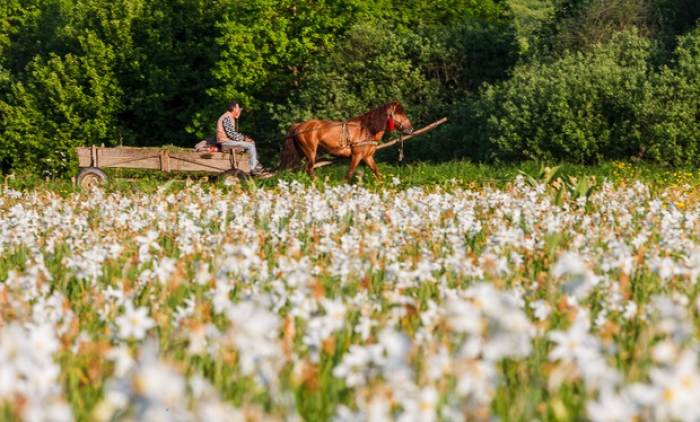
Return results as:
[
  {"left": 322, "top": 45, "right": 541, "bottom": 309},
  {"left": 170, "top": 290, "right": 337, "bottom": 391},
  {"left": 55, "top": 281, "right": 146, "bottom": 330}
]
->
[
  {"left": 313, "top": 117, "right": 447, "bottom": 169},
  {"left": 377, "top": 117, "right": 447, "bottom": 150}
]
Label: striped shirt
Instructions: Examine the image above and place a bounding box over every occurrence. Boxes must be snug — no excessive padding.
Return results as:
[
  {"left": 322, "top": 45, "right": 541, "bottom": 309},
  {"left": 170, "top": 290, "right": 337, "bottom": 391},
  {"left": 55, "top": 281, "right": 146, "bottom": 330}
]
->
[{"left": 216, "top": 112, "right": 246, "bottom": 143}]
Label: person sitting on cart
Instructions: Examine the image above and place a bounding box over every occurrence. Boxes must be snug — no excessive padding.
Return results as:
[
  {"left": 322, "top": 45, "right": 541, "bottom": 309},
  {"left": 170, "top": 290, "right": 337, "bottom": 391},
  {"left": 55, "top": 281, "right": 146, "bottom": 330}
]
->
[{"left": 216, "top": 100, "right": 267, "bottom": 175}]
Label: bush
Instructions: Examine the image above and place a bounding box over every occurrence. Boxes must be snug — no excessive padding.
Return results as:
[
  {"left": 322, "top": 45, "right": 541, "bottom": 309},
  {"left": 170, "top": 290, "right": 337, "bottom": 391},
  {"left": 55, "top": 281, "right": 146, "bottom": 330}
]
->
[
  {"left": 642, "top": 29, "right": 700, "bottom": 165},
  {"left": 449, "top": 31, "right": 654, "bottom": 164},
  {"left": 0, "top": 34, "right": 122, "bottom": 176},
  {"left": 450, "top": 28, "right": 700, "bottom": 167}
]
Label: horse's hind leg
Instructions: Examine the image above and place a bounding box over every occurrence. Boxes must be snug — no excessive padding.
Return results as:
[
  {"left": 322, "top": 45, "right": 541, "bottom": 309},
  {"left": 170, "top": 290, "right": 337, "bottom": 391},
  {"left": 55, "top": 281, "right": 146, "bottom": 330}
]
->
[
  {"left": 306, "top": 155, "right": 316, "bottom": 180},
  {"left": 344, "top": 153, "right": 363, "bottom": 183},
  {"left": 295, "top": 136, "right": 318, "bottom": 179},
  {"left": 301, "top": 144, "right": 318, "bottom": 180},
  {"left": 363, "top": 155, "right": 382, "bottom": 183}
]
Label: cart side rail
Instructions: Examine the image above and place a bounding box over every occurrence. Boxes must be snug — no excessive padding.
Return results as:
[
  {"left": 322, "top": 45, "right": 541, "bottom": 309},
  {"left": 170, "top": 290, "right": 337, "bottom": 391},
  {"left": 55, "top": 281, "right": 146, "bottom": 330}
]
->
[{"left": 76, "top": 147, "right": 251, "bottom": 173}]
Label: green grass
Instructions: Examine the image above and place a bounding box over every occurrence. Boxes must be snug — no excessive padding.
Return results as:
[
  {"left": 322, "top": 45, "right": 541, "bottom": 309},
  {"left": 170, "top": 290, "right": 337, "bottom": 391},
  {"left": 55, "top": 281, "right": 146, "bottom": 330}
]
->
[{"left": 7, "top": 159, "right": 700, "bottom": 194}]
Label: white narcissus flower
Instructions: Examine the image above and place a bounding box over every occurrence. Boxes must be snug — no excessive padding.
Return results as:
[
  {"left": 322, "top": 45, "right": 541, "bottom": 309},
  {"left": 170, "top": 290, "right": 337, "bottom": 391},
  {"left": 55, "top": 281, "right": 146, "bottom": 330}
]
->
[
  {"left": 552, "top": 251, "right": 599, "bottom": 299},
  {"left": 632, "top": 350, "right": 700, "bottom": 421},
  {"left": 320, "top": 297, "right": 347, "bottom": 335},
  {"left": 133, "top": 358, "right": 186, "bottom": 408},
  {"left": 417, "top": 386, "right": 440, "bottom": 422},
  {"left": 586, "top": 387, "right": 637, "bottom": 422},
  {"left": 194, "top": 262, "right": 212, "bottom": 285},
  {"left": 135, "top": 230, "right": 161, "bottom": 261},
  {"left": 115, "top": 300, "right": 156, "bottom": 341},
  {"left": 225, "top": 301, "right": 284, "bottom": 381},
  {"left": 332, "top": 345, "right": 374, "bottom": 388},
  {"left": 455, "top": 359, "right": 497, "bottom": 405},
  {"left": 152, "top": 256, "right": 177, "bottom": 284},
  {"left": 0, "top": 322, "right": 72, "bottom": 421},
  {"left": 12, "top": 164, "right": 700, "bottom": 422},
  {"left": 445, "top": 296, "right": 483, "bottom": 335},
  {"left": 530, "top": 299, "right": 552, "bottom": 321},
  {"left": 398, "top": 385, "right": 439, "bottom": 422},
  {"left": 548, "top": 319, "right": 600, "bottom": 364},
  {"left": 651, "top": 339, "right": 678, "bottom": 364},
  {"left": 354, "top": 315, "right": 376, "bottom": 341},
  {"left": 106, "top": 345, "right": 135, "bottom": 378}
]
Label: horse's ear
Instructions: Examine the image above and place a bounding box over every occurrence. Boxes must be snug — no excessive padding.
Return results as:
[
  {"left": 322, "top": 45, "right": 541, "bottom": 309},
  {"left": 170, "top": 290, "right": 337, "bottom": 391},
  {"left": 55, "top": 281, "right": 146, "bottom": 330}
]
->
[{"left": 387, "top": 100, "right": 398, "bottom": 113}]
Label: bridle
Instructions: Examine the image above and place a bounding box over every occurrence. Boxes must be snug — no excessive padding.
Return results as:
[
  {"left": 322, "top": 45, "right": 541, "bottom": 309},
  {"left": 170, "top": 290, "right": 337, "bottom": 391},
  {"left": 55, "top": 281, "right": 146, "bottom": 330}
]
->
[{"left": 389, "top": 109, "right": 409, "bottom": 132}]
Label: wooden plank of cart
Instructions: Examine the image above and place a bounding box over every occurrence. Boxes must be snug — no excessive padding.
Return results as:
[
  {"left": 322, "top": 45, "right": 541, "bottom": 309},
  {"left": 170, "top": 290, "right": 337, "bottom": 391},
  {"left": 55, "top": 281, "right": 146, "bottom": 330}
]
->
[{"left": 75, "top": 145, "right": 255, "bottom": 188}]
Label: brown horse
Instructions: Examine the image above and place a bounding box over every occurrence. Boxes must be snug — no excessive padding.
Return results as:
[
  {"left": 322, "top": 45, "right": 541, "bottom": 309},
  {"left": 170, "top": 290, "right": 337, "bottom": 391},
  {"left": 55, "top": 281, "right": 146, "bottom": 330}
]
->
[{"left": 279, "top": 100, "right": 413, "bottom": 182}]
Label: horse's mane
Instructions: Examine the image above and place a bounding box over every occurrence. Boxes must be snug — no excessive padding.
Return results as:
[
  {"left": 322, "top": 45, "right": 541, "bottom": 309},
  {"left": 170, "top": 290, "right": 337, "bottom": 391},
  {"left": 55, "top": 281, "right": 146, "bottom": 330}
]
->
[{"left": 348, "top": 100, "right": 402, "bottom": 133}]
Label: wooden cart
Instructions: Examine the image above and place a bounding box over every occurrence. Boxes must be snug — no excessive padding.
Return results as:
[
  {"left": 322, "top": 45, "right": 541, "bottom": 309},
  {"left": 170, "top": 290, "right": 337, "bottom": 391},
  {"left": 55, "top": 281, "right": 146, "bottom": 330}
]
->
[
  {"left": 75, "top": 145, "right": 252, "bottom": 187},
  {"left": 74, "top": 118, "right": 446, "bottom": 188}
]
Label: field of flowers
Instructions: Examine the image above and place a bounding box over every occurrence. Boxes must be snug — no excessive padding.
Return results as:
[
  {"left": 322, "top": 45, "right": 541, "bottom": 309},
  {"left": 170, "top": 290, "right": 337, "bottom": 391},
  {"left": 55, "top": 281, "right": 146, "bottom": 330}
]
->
[{"left": 1, "top": 174, "right": 700, "bottom": 421}]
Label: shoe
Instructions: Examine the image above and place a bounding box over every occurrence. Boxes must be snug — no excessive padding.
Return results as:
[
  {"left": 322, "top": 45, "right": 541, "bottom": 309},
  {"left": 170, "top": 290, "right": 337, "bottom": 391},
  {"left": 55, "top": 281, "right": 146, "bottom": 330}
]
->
[{"left": 251, "top": 164, "right": 267, "bottom": 176}]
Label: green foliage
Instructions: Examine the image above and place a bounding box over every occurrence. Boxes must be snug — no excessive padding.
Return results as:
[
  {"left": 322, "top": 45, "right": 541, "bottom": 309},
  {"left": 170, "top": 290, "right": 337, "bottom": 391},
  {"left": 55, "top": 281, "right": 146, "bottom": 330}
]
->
[
  {"left": 274, "top": 23, "right": 438, "bottom": 126},
  {"left": 372, "top": 0, "right": 507, "bottom": 27},
  {"left": 0, "top": 1, "right": 18, "bottom": 72},
  {"left": 1, "top": 0, "right": 55, "bottom": 74},
  {"left": 2, "top": 0, "right": 700, "bottom": 178},
  {"left": 518, "top": 164, "right": 597, "bottom": 208},
  {"left": 116, "top": 0, "right": 227, "bottom": 147},
  {"left": 518, "top": 164, "right": 561, "bottom": 186},
  {"left": 537, "top": 0, "right": 661, "bottom": 56},
  {"left": 201, "top": 0, "right": 354, "bottom": 144},
  {"left": 417, "top": 18, "right": 520, "bottom": 102},
  {"left": 0, "top": 32, "right": 122, "bottom": 175},
  {"left": 199, "top": 0, "right": 513, "bottom": 158},
  {"left": 656, "top": 0, "right": 700, "bottom": 40},
  {"left": 535, "top": 0, "right": 700, "bottom": 58},
  {"left": 273, "top": 18, "right": 519, "bottom": 163},
  {"left": 641, "top": 29, "right": 700, "bottom": 164},
  {"left": 506, "top": 0, "right": 555, "bottom": 50},
  {"left": 458, "top": 29, "right": 700, "bottom": 167},
  {"left": 450, "top": 31, "right": 654, "bottom": 164}
]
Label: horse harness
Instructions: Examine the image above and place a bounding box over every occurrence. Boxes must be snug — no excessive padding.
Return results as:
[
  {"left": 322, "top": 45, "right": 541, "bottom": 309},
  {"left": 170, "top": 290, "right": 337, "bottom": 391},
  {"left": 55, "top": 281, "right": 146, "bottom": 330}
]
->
[{"left": 341, "top": 122, "right": 378, "bottom": 149}]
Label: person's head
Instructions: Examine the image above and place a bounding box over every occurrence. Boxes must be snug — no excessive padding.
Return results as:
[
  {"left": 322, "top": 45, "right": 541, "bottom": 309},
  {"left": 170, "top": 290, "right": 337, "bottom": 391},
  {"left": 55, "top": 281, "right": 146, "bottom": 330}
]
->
[{"left": 227, "top": 100, "right": 243, "bottom": 118}]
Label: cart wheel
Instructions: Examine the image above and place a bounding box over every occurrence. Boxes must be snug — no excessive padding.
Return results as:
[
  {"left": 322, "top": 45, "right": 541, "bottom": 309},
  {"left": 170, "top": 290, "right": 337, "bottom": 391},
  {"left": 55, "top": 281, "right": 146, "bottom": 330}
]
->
[
  {"left": 218, "top": 169, "right": 248, "bottom": 185},
  {"left": 76, "top": 167, "right": 108, "bottom": 188}
]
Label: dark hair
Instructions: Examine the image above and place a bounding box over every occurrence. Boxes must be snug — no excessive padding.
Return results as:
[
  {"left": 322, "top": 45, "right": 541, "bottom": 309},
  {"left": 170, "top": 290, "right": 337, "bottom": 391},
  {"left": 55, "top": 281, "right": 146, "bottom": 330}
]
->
[{"left": 227, "top": 100, "right": 241, "bottom": 112}]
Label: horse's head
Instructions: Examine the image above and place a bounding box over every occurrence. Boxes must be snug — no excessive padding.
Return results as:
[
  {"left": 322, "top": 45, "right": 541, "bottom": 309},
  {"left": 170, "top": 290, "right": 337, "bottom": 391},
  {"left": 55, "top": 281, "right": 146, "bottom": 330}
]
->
[{"left": 387, "top": 100, "right": 413, "bottom": 134}]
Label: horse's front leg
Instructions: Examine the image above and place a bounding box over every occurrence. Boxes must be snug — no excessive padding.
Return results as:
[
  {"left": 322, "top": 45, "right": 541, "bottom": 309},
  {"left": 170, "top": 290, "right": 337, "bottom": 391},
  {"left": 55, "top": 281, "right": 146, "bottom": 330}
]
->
[
  {"left": 344, "top": 153, "right": 363, "bottom": 183},
  {"left": 362, "top": 155, "right": 382, "bottom": 183}
]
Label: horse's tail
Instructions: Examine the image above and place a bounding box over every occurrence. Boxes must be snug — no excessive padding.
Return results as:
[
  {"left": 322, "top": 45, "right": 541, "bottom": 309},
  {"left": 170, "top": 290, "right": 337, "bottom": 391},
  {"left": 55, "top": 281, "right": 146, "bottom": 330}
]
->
[{"left": 279, "top": 124, "right": 303, "bottom": 171}]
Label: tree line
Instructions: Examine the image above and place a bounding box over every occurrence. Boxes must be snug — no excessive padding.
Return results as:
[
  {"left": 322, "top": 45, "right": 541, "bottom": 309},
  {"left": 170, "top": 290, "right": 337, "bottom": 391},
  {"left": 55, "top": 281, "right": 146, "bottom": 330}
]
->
[{"left": 1, "top": 0, "right": 699, "bottom": 176}]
